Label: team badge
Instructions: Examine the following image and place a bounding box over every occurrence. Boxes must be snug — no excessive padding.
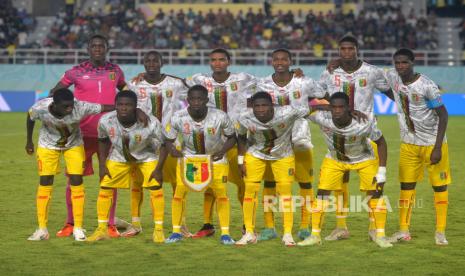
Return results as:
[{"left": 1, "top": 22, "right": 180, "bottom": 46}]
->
[
  {"left": 293, "top": 91, "right": 301, "bottom": 99},
  {"left": 165, "top": 89, "right": 173, "bottom": 98},
  {"left": 134, "top": 134, "right": 142, "bottom": 143},
  {"left": 207, "top": 127, "right": 216, "bottom": 135},
  {"left": 440, "top": 172, "right": 448, "bottom": 180},
  {"left": 181, "top": 154, "right": 213, "bottom": 192},
  {"left": 411, "top": 93, "right": 421, "bottom": 102},
  {"left": 359, "top": 79, "right": 367, "bottom": 87},
  {"left": 109, "top": 72, "right": 116, "bottom": 81},
  {"left": 230, "top": 82, "right": 238, "bottom": 91},
  {"left": 288, "top": 168, "right": 295, "bottom": 176},
  {"left": 183, "top": 123, "right": 190, "bottom": 134}
]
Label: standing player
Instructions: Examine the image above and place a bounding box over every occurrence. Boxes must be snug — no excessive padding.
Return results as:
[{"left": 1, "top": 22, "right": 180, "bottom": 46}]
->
[
  {"left": 163, "top": 85, "right": 236, "bottom": 245},
  {"left": 50, "top": 34, "right": 127, "bottom": 238},
  {"left": 256, "top": 48, "right": 325, "bottom": 241},
  {"left": 87, "top": 91, "right": 166, "bottom": 243},
  {"left": 235, "top": 92, "right": 311, "bottom": 247},
  {"left": 298, "top": 92, "right": 391, "bottom": 248},
  {"left": 319, "top": 35, "right": 392, "bottom": 241},
  {"left": 185, "top": 48, "right": 256, "bottom": 238},
  {"left": 385, "top": 49, "right": 450, "bottom": 245},
  {"left": 123, "top": 50, "right": 189, "bottom": 237},
  {"left": 26, "top": 88, "right": 113, "bottom": 241}
]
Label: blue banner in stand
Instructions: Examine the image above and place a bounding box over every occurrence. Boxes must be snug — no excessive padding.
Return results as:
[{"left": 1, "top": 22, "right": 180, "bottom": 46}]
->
[{"left": 1, "top": 91, "right": 465, "bottom": 115}]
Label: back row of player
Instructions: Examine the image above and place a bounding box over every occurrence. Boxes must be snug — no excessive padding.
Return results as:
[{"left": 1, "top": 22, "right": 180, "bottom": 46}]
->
[{"left": 26, "top": 34, "right": 450, "bottom": 247}]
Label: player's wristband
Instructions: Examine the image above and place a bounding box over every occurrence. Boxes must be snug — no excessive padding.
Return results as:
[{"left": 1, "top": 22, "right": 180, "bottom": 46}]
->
[
  {"left": 376, "top": 166, "right": 386, "bottom": 183},
  {"left": 238, "top": 155, "right": 244, "bottom": 165}
]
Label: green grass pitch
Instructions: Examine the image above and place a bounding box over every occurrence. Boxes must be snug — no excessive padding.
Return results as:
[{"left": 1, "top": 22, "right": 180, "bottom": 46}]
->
[{"left": 0, "top": 113, "right": 464, "bottom": 275}]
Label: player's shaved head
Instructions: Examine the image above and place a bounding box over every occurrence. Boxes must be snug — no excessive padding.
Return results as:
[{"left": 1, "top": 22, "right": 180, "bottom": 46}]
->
[
  {"left": 272, "top": 48, "right": 292, "bottom": 61},
  {"left": 210, "top": 48, "right": 231, "bottom": 61},
  {"left": 115, "top": 90, "right": 138, "bottom": 105},
  {"left": 393, "top": 48, "right": 415, "bottom": 62},
  {"left": 53, "top": 88, "right": 74, "bottom": 104},
  {"left": 251, "top": 91, "right": 273, "bottom": 104},
  {"left": 330, "top": 92, "right": 350, "bottom": 106},
  {"left": 88, "top": 34, "right": 109, "bottom": 47},
  {"left": 339, "top": 35, "right": 359, "bottom": 48},
  {"left": 145, "top": 50, "right": 163, "bottom": 62},
  {"left": 187, "top": 85, "right": 208, "bottom": 97}
]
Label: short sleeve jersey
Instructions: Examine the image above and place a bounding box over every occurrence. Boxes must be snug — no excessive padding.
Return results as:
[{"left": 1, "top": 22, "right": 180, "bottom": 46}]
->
[
  {"left": 60, "top": 60, "right": 125, "bottom": 137},
  {"left": 98, "top": 112, "right": 162, "bottom": 163},
  {"left": 29, "top": 98, "right": 102, "bottom": 150},
  {"left": 385, "top": 69, "right": 445, "bottom": 146},
  {"left": 163, "top": 108, "right": 235, "bottom": 163},
  {"left": 309, "top": 111, "right": 382, "bottom": 164},
  {"left": 186, "top": 72, "right": 256, "bottom": 123}
]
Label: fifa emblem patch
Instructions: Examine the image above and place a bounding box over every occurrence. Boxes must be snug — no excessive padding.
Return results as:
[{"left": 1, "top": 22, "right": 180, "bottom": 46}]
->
[
  {"left": 440, "top": 172, "right": 448, "bottom": 180},
  {"left": 359, "top": 79, "right": 367, "bottom": 87},
  {"left": 293, "top": 91, "right": 301, "bottom": 99},
  {"left": 288, "top": 168, "right": 295, "bottom": 176},
  {"left": 109, "top": 72, "right": 116, "bottom": 81},
  {"left": 230, "top": 82, "right": 238, "bottom": 91},
  {"left": 165, "top": 89, "right": 173, "bottom": 98},
  {"left": 134, "top": 134, "right": 142, "bottom": 143}
]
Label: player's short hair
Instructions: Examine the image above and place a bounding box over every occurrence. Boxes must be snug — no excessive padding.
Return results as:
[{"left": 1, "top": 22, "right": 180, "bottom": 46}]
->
[
  {"left": 53, "top": 88, "right": 74, "bottom": 103},
  {"left": 393, "top": 48, "right": 415, "bottom": 62},
  {"left": 88, "top": 34, "right": 109, "bottom": 47},
  {"left": 272, "top": 48, "right": 292, "bottom": 60},
  {"left": 251, "top": 91, "right": 273, "bottom": 104},
  {"left": 329, "top": 92, "right": 349, "bottom": 106},
  {"left": 210, "top": 48, "right": 231, "bottom": 61},
  {"left": 144, "top": 50, "right": 163, "bottom": 63},
  {"left": 339, "top": 35, "right": 359, "bottom": 48},
  {"left": 187, "top": 85, "right": 208, "bottom": 97},
  {"left": 115, "top": 90, "right": 138, "bottom": 105}
]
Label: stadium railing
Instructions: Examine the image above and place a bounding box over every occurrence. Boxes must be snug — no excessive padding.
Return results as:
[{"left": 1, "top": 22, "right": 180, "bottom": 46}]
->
[{"left": 0, "top": 48, "right": 462, "bottom": 66}]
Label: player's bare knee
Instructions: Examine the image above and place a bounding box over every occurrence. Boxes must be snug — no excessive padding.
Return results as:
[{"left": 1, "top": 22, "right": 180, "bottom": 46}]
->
[
  {"left": 433, "top": 185, "right": 448, "bottom": 192},
  {"left": 68, "top": 174, "right": 83, "bottom": 185},
  {"left": 401, "top": 182, "right": 416, "bottom": 190},
  {"left": 343, "top": 172, "right": 350, "bottom": 183},
  {"left": 39, "top": 175, "right": 54, "bottom": 185}
]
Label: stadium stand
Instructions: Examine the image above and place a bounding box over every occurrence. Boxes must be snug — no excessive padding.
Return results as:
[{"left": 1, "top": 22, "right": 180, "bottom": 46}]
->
[{"left": 0, "top": 0, "right": 36, "bottom": 49}]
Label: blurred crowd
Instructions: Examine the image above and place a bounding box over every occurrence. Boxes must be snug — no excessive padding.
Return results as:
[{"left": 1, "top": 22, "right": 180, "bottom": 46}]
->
[
  {"left": 0, "top": 0, "right": 36, "bottom": 50},
  {"left": 40, "top": 0, "right": 438, "bottom": 52}
]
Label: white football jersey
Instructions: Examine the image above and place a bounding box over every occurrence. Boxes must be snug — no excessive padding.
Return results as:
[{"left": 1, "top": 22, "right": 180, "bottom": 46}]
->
[
  {"left": 385, "top": 69, "right": 446, "bottom": 146},
  {"left": 309, "top": 111, "right": 382, "bottom": 164},
  {"left": 237, "top": 106, "right": 308, "bottom": 160},
  {"left": 98, "top": 112, "right": 162, "bottom": 163},
  {"left": 127, "top": 75, "right": 188, "bottom": 127},
  {"left": 186, "top": 72, "right": 256, "bottom": 123},
  {"left": 29, "top": 98, "right": 102, "bottom": 149},
  {"left": 319, "top": 61, "right": 390, "bottom": 115},
  {"left": 163, "top": 108, "right": 235, "bottom": 163}
]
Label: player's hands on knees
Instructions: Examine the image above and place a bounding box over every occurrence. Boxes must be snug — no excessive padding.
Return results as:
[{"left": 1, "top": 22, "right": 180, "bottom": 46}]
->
[
  {"left": 239, "top": 164, "right": 247, "bottom": 178},
  {"left": 136, "top": 108, "right": 149, "bottom": 127},
  {"left": 170, "top": 147, "right": 183, "bottom": 158},
  {"left": 350, "top": 110, "right": 368, "bottom": 123},
  {"left": 212, "top": 150, "right": 225, "bottom": 161},
  {"left": 430, "top": 147, "right": 442, "bottom": 165},
  {"left": 326, "top": 59, "right": 341, "bottom": 73},
  {"left": 150, "top": 168, "right": 163, "bottom": 184},
  {"left": 131, "top": 73, "right": 145, "bottom": 84},
  {"left": 99, "top": 165, "right": 112, "bottom": 182},
  {"left": 25, "top": 141, "right": 34, "bottom": 155}
]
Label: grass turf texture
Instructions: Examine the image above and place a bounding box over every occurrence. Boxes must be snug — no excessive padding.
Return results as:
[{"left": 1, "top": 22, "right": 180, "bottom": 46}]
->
[{"left": 0, "top": 113, "right": 464, "bottom": 275}]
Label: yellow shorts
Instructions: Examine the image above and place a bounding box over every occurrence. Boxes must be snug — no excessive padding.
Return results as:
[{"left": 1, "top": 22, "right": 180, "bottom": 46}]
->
[
  {"left": 100, "top": 160, "right": 160, "bottom": 189},
  {"left": 264, "top": 149, "right": 312, "bottom": 183},
  {"left": 399, "top": 143, "right": 451, "bottom": 186},
  {"left": 163, "top": 154, "right": 178, "bottom": 188},
  {"left": 176, "top": 161, "right": 229, "bottom": 191},
  {"left": 227, "top": 146, "right": 245, "bottom": 187},
  {"left": 319, "top": 157, "right": 378, "bottom": 191},
  {"left": 36, "top": 145, "right": 85, "bottom": 176},
  {"left": 245, "top": 154, "right": 295, "bottom": 184}
]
